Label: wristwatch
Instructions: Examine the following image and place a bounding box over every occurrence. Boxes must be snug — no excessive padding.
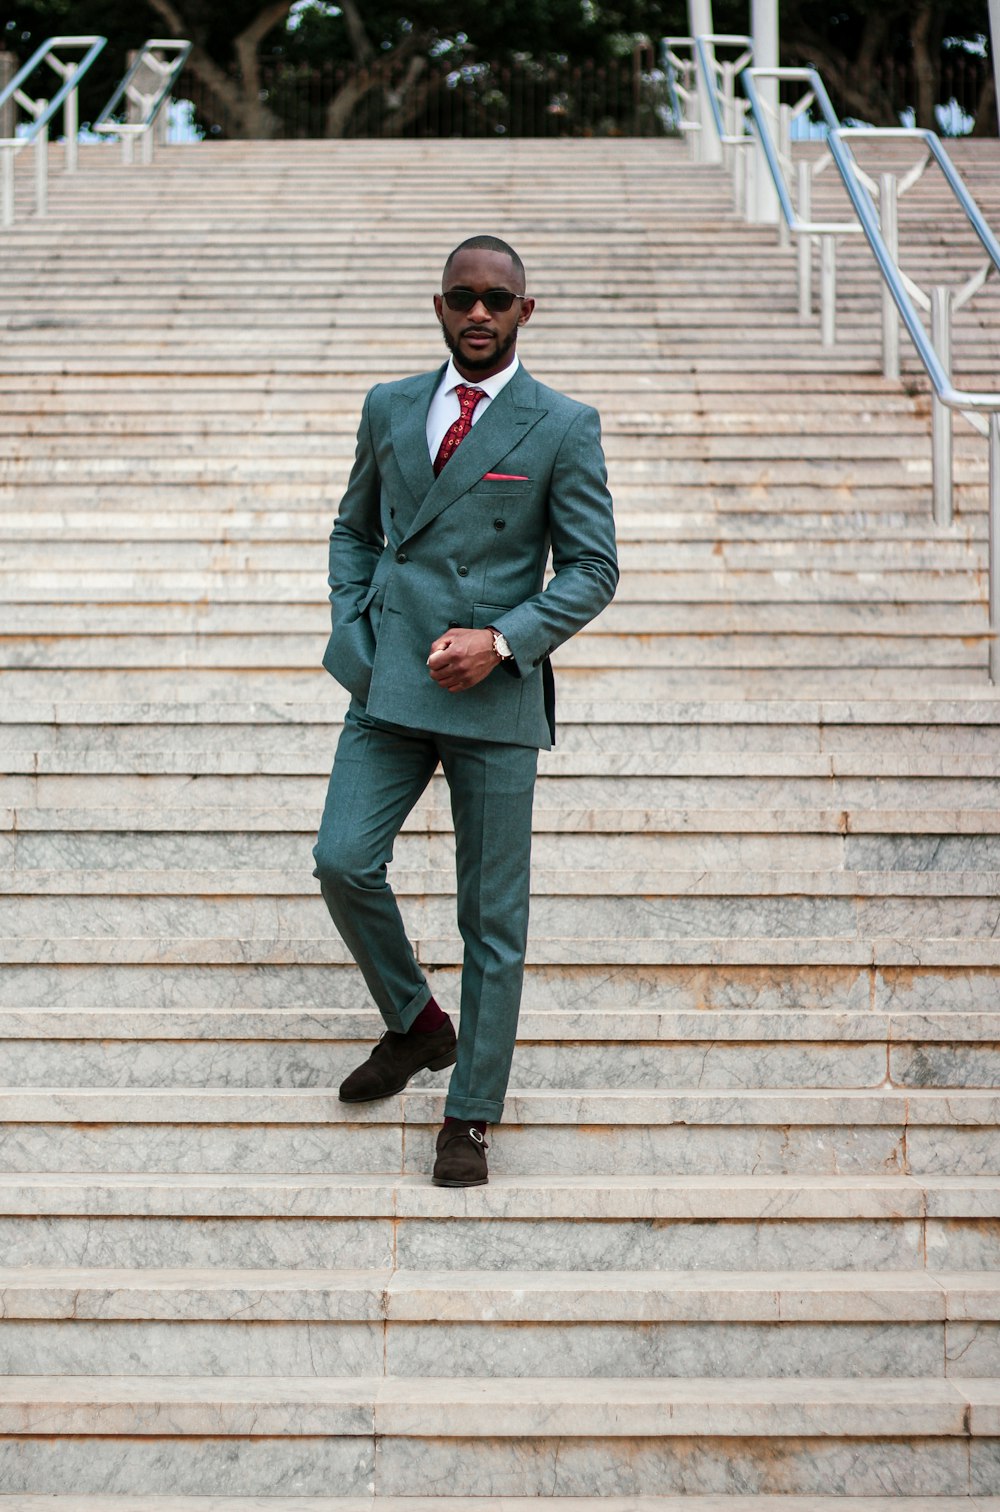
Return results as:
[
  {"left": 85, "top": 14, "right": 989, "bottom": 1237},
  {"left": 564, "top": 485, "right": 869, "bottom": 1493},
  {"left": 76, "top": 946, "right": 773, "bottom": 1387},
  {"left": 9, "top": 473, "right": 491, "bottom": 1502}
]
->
[{"left": 489, "top": 627, "right": 513, "bottom": 662}]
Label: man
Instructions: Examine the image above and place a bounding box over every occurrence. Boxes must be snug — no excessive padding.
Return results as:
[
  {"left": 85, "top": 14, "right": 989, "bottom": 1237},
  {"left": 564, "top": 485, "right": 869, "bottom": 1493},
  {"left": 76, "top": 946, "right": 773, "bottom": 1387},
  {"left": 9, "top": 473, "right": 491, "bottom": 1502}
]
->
[{"left": 313, "top": 234, "right": 617, "bottom": 1186}]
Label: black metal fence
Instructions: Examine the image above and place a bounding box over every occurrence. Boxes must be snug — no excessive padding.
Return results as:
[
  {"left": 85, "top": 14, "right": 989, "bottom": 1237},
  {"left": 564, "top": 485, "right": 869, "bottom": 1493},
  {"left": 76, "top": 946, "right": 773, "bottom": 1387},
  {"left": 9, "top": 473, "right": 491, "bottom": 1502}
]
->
[
  {"left": 176, "top": 48, "right": 673, "bottom": 140},
  {"left": 169, "top": 43, "right": 994, "bottom": 143}
]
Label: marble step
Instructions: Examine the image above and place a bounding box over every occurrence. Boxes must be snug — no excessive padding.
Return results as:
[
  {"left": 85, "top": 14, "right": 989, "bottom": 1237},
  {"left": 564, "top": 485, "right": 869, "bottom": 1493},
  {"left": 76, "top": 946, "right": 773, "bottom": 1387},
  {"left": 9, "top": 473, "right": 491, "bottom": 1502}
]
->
[
  {"left": 5, "top": 668, "right": 994, "bottom": 701},
  {"left": 5, "top": 1500, "right": 1000, "bottom": 1512},
  {"left": 6, "top": 433, "right": 971, "bottom": 462},
  {"left": 0, "top": 1373, "right": 996, "bottom": 1498},
  {"left": 0, "top": 550, "right": 985, "bottom": 591},
  {"left": 4, "top": 930, "right": 1000, "bottom": 970},
  {"left": 8, "top": 803, "right": 1000, "bottom": 844},
  {"left": 3, "top": 603, "right": 991, "bottom": 636},
  {"left": 2, "top": 960, "right": 990, "bottom": 1020},
  {"left": 0, "top": 516, "right": 989, "bottom": 555},
  {"left": 5, "top": 695, "right": 999, "bottom": 730},
  {"left": 3, "top": 630, "right": 992, "bottom": 674},
  {"left": 7, "top": 740, "right": 999, "bottom": 777},
  {"left": 3, "top": 1005, "right": 998, "bottom": 1042},
  {"left": 0, "top": 827, "right": 955, "bottom": 873},
  {"left": 5, "top": 882, "right": 1000, "bottom": 950},
  {"left": 8, "top": 763, "right": 1000, "bottom": 810},
  {"left": 1, "top": 1010, "right": 996, "bottom": 1093},
  {"left": 7, "top": 867, "right": 1000, "bottom": 899},
  {"left": 0, "top": 1091, "right": 995, "bottom": 1177},
  {"left": 5, "top": 693, "right": 999, "bottom": 722},
  {"left": 0, "top": 537, "right": 986, "bottom": 571},
  {"left": 1, "top": 1263, "right": 998, "bottom": 1381}
]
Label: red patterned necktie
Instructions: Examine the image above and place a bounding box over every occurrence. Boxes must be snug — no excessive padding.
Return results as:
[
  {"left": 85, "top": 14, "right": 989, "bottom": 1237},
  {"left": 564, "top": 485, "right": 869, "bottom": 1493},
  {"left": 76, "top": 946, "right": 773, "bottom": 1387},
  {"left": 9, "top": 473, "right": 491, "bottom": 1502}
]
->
[{"left": 433, "top": 384, "right": 487, "bottom": 476}]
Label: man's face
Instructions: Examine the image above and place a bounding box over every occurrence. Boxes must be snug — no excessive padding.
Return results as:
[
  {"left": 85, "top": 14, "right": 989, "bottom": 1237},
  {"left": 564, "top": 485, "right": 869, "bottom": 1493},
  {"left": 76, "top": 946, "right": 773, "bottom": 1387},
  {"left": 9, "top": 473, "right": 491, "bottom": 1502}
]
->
[{"left": 434, "top": 249, "right": 534, "bottom": 380}]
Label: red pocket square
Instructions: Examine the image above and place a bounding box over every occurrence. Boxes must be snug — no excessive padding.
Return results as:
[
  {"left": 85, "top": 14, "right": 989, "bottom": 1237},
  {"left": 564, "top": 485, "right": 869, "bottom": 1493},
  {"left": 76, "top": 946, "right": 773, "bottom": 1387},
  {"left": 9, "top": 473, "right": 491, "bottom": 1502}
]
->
[{"left": 483, "top": 472, "right": 529, "bottom": 481}]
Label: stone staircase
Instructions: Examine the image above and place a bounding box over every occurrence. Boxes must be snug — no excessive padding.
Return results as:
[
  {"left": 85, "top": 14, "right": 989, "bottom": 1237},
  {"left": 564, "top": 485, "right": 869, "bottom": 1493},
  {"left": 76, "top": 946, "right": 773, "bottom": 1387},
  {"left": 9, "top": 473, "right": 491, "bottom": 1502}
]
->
[{"left": 1, "top": 134, "right": 1000, "bottom": 1507}]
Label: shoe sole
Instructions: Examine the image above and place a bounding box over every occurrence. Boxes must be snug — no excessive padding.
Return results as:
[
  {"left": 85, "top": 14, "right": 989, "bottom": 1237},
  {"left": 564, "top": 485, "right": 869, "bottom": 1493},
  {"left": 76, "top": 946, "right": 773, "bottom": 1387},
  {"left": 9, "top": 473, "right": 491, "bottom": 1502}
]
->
[
  {"left": 338, "top": 1047, "right": 457, "bottom": 1103},
  {"left": 432, "top": 1174, "right": 489, "bottom": 1187}
]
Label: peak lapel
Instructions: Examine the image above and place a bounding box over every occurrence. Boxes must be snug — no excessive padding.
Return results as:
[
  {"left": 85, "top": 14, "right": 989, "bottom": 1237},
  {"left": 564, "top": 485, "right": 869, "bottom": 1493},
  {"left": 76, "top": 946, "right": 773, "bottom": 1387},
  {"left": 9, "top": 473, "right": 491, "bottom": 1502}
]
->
[
  {"left": 401, "top": 373, "right": 546, "bottom": 544},
  {"left": 390, "top": 370, "right": 441, "bottom": 507}
]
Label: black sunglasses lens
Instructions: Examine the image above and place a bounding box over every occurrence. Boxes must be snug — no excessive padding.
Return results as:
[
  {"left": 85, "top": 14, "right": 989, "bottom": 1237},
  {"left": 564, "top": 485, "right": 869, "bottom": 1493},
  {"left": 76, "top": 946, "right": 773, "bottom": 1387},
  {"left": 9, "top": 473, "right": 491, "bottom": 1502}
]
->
[{"left": 443, "top": 288, "right": 518, "bottom": 313}]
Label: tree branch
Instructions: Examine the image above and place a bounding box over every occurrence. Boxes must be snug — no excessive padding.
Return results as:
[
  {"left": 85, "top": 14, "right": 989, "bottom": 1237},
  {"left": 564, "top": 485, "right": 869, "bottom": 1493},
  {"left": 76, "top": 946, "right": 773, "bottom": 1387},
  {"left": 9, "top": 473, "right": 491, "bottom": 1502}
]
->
[
  {"left": 339, "top": 0, "right": 376, "bottom": 67},
  {"left": 145, "top": 0, "right": 285, "bottom": 138}
]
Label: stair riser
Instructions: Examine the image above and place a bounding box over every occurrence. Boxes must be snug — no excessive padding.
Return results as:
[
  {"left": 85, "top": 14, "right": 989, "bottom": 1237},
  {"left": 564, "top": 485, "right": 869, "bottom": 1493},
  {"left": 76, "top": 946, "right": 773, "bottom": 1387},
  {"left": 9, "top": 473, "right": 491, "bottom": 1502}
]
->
[
  {"left": 0, "top": 1039, "right": 892, "bottom": 1090},
  {"left": 1, "top": 963, "right": 996, "bottom": 1013},
  {"left": 0, "top": 1121, "right": 920, "bottom": 1177},
  {"left": 4, "top": 669, "right": 993, "bottom": 699},
  {"left": 4, "top": 893, "right": 1000, "bottom": 942},
  {"left": 0, "top": 1317, "right": 977, "bottom": 1380},
  {"left": 6, "top": 722, "right": 1000, "bottom": 759},
  {"left": 0, "top": 1431, "right": 988, "bottom": 1498},
  {"left": 0, "top": 1216, "right": 992, "bottom": 1272},
  {"left": 2, "top": 1039, "right": 998, "bottom": 1091}
]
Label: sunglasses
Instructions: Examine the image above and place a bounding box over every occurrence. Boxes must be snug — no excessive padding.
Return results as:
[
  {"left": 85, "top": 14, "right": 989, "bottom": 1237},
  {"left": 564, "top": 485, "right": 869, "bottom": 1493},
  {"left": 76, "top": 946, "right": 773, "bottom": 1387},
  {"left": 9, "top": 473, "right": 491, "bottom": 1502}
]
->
[{"left": 442, "top": 287, "right": 526, "bottom": 313}]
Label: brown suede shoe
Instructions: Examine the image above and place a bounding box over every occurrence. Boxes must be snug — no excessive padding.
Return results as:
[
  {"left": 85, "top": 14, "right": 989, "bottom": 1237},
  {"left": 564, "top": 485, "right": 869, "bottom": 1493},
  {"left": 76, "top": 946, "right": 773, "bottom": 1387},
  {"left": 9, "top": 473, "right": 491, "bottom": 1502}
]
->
[
  {"left": 338, "top": 1021, "right": 456, "bottom": 1103},
  {"left": 432, "top": 1120, "right": 490, "bottom": 1187}
]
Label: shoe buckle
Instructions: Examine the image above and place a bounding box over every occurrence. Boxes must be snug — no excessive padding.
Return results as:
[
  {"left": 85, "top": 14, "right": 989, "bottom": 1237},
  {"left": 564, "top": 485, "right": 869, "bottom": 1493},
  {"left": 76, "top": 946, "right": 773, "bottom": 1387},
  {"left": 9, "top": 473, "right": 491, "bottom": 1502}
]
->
[{"left": 469, "top": 1127, "right": 485, "bottom": 1145}]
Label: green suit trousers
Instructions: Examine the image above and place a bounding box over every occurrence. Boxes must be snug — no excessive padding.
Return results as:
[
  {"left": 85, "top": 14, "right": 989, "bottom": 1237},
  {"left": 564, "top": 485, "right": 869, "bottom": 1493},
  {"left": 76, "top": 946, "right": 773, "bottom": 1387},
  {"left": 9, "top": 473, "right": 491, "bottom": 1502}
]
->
[{"left": 313, "top": 701, "right": 538, "bottom": 1124}]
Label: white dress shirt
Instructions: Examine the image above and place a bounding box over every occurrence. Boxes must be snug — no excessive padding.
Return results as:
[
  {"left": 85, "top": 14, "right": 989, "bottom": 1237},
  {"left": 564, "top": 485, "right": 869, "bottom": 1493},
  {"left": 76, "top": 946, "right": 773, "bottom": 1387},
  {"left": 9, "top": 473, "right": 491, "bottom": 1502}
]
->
[{"left": 426, "top": 354, "right": 520, "bottom": 462}]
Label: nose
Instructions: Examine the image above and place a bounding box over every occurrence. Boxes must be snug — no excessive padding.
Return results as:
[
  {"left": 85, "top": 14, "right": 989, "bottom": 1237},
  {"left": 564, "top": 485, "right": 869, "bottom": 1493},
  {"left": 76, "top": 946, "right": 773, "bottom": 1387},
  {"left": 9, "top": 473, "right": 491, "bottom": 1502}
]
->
[{"left": 466, "top": 296, "right": 491, "bottom": 321}]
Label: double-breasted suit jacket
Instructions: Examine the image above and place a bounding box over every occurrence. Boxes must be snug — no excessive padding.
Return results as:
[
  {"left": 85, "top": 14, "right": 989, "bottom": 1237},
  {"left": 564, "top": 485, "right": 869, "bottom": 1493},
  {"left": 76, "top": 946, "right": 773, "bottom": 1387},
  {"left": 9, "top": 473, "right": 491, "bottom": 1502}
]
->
[{"left": 322, "top": 362, "right": 619, "bottom": 747}]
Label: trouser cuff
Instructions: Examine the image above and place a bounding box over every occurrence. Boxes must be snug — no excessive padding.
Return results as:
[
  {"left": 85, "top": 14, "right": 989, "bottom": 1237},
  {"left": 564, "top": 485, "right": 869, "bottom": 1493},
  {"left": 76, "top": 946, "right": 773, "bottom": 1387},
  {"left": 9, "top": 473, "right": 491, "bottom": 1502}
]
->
[
  {"left": 382, "top": 981, "right": 433, "bottom": 1034},
  {"left": 443, "top": 1093, "right": 505, "bottom": 1124}
]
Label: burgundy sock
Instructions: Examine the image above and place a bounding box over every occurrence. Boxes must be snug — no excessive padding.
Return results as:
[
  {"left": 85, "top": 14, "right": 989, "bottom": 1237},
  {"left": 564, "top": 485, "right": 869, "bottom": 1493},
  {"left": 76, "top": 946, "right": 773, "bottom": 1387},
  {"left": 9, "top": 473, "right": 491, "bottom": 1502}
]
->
[
  {"left": 444, "top": 1116, "right": 487, "bottom": 1135},
  {"left": 409, "top": 996, "right": 448, "bottom": 1033}
]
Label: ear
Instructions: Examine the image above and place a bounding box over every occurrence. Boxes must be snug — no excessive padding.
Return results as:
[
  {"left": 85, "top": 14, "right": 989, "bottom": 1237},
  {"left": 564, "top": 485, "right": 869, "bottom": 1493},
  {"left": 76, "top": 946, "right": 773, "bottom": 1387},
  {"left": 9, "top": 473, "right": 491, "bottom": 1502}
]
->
[
  {"left": 433, "top": 293, "right": 444, "bottom": 322},
  {"left": 517, "top": 297, "right": 535, "bottom": 327}
]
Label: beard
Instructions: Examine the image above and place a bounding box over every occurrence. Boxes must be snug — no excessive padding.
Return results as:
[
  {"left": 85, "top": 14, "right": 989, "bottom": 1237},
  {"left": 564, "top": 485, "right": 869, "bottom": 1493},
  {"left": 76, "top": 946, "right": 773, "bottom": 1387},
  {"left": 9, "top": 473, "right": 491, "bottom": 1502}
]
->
[{"left": 441, "top": 321, "right": 518, "bottom": 372}]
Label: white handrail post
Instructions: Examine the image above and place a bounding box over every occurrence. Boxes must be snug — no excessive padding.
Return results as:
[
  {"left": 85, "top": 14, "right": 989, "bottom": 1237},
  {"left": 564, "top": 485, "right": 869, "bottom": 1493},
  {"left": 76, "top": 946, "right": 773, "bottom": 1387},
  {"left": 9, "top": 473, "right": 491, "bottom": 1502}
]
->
[
  {"left": 880, "top": 172, "right": 900, "bottom": 381},
  {"left": 989, "top": 411, "right": 1000, "bottom": 683},
  {"left": 931, "top": 285, "right": 954, "bottom": 525},
  {"left": 797, "top": 161, "right": 812, "bottom": 317},
  {"left": 141, "top": 125, "right": 153, "bottom": 165},
  {"left": 777, "top": 102, "right": 791, "bottom": 248},
  {"left": 123, "top": 132, "right": 134, "bottom": 165},
  {"left": 820, "top": 233, "right": 836, "bottom": 346},
  {"left": 34, "top": 112, "right": 48, "bottom": 217},
  {"left": 64, "top": 82, "right": 78, "bottom": 172},
  {"left": 1, "top": 145, "right": 13, "bottom": 228},
  {"left": 750, "top": 0, "right": 779, "bottom": 222}
]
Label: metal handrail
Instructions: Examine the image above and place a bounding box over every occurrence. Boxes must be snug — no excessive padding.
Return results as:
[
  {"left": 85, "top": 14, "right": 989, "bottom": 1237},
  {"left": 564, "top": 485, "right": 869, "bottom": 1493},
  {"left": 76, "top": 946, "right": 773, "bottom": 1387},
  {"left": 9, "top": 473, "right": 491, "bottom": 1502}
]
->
[
  {"left": 661, "top": 38, "right": 700, "bottom": 141},
  {"left": 828, "top": 125, "right": 1000, "bottom": 677},
  {"left": 0, "top": 35, "right": 106, "bottom": 227},
  {"left": 693, "top": 34, "right": 754, "bottom": 146},
  {"left": 738, "top": 60, "right": 1000, "bottom": 680},
  {"left": 92, "top": 40, "right": 191, "bottom": 165},
  {"left": 741, "top": 65, "right": 863, "bottom": 344}
]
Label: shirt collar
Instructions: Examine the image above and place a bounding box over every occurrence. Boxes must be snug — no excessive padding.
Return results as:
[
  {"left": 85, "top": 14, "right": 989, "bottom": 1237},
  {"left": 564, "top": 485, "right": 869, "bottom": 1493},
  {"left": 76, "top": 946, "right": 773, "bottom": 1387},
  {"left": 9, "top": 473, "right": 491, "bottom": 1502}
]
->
[{"left": 440, "top": 352, "right": 520, "bottom": 400}]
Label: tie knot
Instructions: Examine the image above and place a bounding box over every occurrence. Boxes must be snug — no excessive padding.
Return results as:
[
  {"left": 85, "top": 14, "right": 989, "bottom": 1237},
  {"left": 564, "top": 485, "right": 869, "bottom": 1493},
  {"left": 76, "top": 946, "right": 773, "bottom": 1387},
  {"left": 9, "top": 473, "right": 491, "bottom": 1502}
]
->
[{"left": 456, "top": 385, "right": 486, "bottom": 415}]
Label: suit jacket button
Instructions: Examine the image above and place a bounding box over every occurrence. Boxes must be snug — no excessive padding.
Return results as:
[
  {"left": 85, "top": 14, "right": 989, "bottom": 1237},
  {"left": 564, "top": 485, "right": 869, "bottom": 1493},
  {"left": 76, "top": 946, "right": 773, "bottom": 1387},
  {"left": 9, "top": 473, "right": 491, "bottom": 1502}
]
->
[
  {"left": 493, "top": 518, "right": 505, "bottom": 530},
  {"left": 396, "top": 550, "right": 407, "bottom": 564},
  {"left": 457, "top": 565, "right": 469, "bottom": 577},
  {"left": 448, "top": 619, "right": 460, "bottom": 629}
]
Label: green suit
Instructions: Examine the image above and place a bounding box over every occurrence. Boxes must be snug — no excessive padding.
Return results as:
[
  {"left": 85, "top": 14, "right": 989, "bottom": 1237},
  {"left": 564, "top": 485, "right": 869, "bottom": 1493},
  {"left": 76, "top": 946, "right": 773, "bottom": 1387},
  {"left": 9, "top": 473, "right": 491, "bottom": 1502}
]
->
[{"left": 313, "top": 362, "right": 618, "bottom": 1121}]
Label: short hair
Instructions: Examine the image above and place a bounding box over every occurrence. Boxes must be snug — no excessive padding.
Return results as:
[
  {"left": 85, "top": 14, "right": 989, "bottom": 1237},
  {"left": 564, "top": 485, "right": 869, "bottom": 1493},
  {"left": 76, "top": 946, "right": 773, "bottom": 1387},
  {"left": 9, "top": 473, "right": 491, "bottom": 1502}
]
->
[{"left": 443, "top": 236, "right": 526, "bottom": 290}]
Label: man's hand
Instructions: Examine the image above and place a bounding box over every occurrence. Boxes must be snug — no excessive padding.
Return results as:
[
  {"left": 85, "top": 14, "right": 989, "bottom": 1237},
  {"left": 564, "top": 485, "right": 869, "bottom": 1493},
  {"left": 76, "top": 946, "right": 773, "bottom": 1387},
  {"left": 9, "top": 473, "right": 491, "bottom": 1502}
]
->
[{"left": 426, "top": 628, "right": 499, "bottom": 692}]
